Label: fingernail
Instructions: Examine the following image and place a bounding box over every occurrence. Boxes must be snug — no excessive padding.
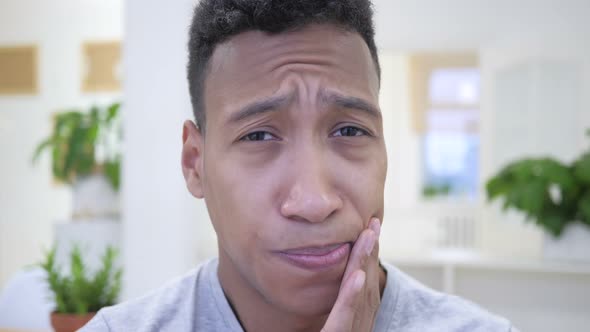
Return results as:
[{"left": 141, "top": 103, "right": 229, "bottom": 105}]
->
[
  {"left": 353, "top": 271, "right": 366, "bottom": 292},
  {"left": 371, "top": 218, "right": 381, "bottom": 237}
]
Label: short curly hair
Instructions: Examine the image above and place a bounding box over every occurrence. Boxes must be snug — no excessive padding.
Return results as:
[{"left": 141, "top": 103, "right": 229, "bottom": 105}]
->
[{"left": 187, "top": 0, "right": 380, "bottom": 131}]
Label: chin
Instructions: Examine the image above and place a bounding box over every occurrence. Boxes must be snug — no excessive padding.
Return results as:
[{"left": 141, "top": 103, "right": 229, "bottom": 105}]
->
[{"left": 279, "top": 281, "right": 340, "bottom": 317}]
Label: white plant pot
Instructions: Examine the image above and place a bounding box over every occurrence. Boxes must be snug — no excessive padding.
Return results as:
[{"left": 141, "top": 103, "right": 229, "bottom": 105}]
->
[
  {"left": 72, "top": 174, "right": 120, "bottom": 220},
  {"left": 543, "top": 222, "right": 590, "bottom": 262}
]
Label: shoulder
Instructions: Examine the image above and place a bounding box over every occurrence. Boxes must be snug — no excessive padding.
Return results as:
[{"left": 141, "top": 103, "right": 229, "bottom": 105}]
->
[
  {"left": 80, "top": 259, "right": 216, "bottom": 332},
  {"left": 377, "top": 263, "right": 517, "bottom": 332}
]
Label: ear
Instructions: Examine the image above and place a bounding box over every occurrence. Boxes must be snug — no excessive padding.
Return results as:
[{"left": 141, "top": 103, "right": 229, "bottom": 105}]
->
[{"left": 181, "top": 120, "right": 205, "bottom": 198}]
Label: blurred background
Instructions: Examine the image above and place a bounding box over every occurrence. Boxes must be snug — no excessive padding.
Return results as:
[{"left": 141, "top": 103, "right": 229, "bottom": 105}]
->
[{"left": 1, "top": 0, "right": 590, "bottom": 331}]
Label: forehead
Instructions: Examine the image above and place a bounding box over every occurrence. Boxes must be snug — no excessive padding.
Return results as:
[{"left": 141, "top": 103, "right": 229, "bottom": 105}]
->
[{"left": 204, "top": 24, "right": 380, "bottom": 123}]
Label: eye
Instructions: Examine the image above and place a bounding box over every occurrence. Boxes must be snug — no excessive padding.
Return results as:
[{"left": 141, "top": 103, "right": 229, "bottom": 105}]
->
[
  {"left": 332, "top": 126, "right": 369, "bottom": 137},
  {"left": 240, "top": 131, "right": 277, "bottom": 142}
]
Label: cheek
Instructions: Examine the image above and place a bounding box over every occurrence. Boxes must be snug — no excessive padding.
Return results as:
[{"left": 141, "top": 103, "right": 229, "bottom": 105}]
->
[
  {"left": 203, "top": 153, "right": 274, "bottom": 253},
  {"left": 331, "top": 146, "right": 387, "bottom": 220}
]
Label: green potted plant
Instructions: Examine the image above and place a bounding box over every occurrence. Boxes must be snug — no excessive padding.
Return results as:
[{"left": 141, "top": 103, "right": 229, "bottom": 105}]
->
[
  {"left": 39, "top": 245, "right": 122, "bottom": 332},
  {"left": 486, "top": 129, "right": 590, "bottom": 261},
  {"left": 33, "top": 102, "right": 122, "bottom": 219}
]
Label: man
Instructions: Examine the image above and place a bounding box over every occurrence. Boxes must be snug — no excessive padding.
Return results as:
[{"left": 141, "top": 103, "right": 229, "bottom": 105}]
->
[{"left": 83, "top": 0, "right": 517, "bottom": 331}]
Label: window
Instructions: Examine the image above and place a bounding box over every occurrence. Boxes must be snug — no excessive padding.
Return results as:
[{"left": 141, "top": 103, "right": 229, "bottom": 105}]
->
[{"left": 409, "top": 54, "right": 480, "bottom": 199}]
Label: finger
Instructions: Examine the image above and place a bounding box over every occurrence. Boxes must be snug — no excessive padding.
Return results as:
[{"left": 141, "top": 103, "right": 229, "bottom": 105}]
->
[
  {"left": 368, "top": 218, "right": 380, "bottom": 259},
  {"left": 322, "top": 270, "right": 366, "bottom": 332},
  {"left": 347, "top": 218, "right": 380, "bottom": 274},
  {"left": 364, "top": 218, "right": 382, "bottom": 314},
  {"left": 330, "top": 219, "right": 381, "bottom": 332},
  {"left": 342, "top": 228, "right": 375, "bottom": 284},
  {"left": 365, "top": 218, "right": 381, "bottom": 303}
]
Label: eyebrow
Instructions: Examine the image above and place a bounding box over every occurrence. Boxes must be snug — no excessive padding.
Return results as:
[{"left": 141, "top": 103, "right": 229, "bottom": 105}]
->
[
  {"left": 228, "top": 93, "right": 294, "bottom": 124},
  {"left": 321, "top": 91, "right": 381, "bottom": 119},
  {"left": 227, "top": 90, "right": 380, "bottom": 124}
]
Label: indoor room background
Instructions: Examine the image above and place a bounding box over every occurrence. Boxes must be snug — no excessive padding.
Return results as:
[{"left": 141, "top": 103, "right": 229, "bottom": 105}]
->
[{"left": 1, "top": 0, "right": 590, "bottom": 331}]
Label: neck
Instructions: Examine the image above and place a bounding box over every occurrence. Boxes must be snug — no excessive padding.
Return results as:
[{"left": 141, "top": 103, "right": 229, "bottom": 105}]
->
[{"left": 217, "top": 249, "right": 387, "bottom": 332}]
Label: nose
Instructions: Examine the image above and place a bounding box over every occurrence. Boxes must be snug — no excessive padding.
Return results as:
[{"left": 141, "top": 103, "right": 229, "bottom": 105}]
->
[{"left": 280, "top": 148, "right": 343, "bottom": 223}]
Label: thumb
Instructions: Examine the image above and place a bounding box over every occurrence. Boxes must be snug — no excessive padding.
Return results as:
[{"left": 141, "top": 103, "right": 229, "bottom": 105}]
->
[{"left": 322, "top": 270, "right": 366, "bottom": 332}]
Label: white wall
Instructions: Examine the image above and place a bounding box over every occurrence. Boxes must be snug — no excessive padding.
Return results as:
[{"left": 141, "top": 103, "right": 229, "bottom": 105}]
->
[
  {"left": 372, "top": 0, "right": 590, "bottom": 51},
  {"left": 0, "top": 0, "right": 122, "bottom": 288},
  {"left": 122, "top": 0, "right": 216, "bottom": 300}
]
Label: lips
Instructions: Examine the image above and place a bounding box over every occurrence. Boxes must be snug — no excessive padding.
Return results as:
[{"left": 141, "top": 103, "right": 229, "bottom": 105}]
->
[{"left": 276, "top": 242, "right": 351, "bottom": 270}]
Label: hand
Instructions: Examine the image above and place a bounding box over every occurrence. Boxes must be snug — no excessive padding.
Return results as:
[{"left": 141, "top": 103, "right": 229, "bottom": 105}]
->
[{"left": 322, "top": 218, "right": 381, "bottom": 332}]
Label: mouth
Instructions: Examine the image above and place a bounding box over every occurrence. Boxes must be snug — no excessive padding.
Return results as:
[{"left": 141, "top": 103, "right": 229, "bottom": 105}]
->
[{"left": 275, "top": 242, "right": 351, "bottom": 270}]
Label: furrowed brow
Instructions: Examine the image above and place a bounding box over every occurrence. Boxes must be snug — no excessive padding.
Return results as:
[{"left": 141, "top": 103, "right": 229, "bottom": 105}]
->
[
  {"left": 322, "top": 91, "right": 381, "bottom": 118},
  {"left": 228, "top": 93, "right": 294, "bottom": 124}
]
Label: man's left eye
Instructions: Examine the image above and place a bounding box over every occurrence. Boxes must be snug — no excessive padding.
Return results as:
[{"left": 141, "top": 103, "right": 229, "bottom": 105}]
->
[{"left": 332, "top": 126, "right": 369, "bottom": 137}]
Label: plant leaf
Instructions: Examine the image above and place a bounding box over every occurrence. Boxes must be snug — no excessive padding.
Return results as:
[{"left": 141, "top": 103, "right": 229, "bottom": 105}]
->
[
  {"left": 541, "top": 212, "right": 568, "bottom": 238},
  {"left": 579, "top": 191, "right": 590, "bottom": 225},
  {"left": 38, "top": 245, "right": 123, "bottom": 314},
  {"left": 573, "top": 152, "right": 590, "bottom": 185},
  {"left": 34, "top": 103, "right": 121, "bottom": 186},
  {"left": 106, "top": 103, "right": 120, "bottom": 123},
  {"left": 104, "top": 159, "right": 121, "bottom": 191},
  {"left": 32, "top": 138, "right": 55, "bottom": 164},
  {"left": 486, "top": 157, "right": 575, "bottom": 236}
]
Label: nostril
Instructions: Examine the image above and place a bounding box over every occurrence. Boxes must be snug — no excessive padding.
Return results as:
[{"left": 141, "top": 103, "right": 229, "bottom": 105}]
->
[
  {"left": 325, "top": 209, "right": 338, "bottom": 221},
  {"left": 286, "top": 215, "right": 310, "bottom": 223}
]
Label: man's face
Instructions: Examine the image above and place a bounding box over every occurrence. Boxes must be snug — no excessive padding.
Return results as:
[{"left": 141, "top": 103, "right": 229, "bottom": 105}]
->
[{"left": 183, "top": 24, "right": 386, "bottom": 315}]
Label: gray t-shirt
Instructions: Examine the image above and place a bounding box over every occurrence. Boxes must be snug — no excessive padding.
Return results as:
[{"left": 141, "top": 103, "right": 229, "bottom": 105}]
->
[{"left": 82, "top": 259, "right": 517, "bottom": 331}]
